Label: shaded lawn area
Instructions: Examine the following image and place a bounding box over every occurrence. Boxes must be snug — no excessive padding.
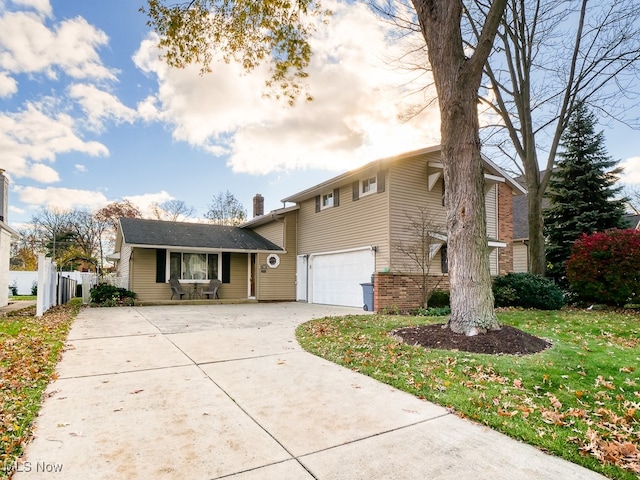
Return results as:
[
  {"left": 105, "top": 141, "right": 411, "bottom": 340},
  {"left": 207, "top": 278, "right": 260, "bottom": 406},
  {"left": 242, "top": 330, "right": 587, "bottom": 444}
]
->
[
  {"left": 1, "top": 304, "right": 79, "bottom": 477},
  {"left": 296, "top": 310, "right": 640, "bottom": 480}
]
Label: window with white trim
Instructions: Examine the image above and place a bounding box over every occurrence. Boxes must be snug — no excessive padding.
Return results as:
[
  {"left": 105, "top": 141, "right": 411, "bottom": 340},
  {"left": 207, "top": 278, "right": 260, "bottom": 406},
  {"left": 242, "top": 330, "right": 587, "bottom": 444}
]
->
[
  {"left": 321, "top": 191, "right": 334, "bottom": 209},
  {"left": 169, "top": 252, "right": 220, "bottom": 281},
  {"left": 362, "top": 175, "right": 377, "bottom": 195}
]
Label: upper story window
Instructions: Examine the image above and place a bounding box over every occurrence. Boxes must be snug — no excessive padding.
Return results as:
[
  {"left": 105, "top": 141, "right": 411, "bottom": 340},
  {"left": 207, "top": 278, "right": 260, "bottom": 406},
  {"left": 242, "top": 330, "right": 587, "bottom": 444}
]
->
[
  {"left": 362, "top": 176, "right": 377, "bottom": 195},
  {"left": 321, "top": 191, "right": 334, "bottom": 209},
  {"left": 315, "top": 188, "right": 340, "bottom": 212}
]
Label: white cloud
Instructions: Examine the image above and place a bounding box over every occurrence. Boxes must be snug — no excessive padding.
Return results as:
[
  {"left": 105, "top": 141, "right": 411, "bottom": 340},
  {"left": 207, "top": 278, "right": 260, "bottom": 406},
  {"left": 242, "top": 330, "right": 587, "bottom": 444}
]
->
[
  {"left": 621, "top": 156, "right": 640, "bottom": 185},
  {"left": 11, "top": 0, "right": 52, "bottom": 17},
  {"left": 0, "top": 103, "right": 109, "bottom": 182},
  {"left": 75, "top": 164, "right": 86, "bottom": 172},
  {"left": 0, "top": 72, "right": 17, "bottom": 97},
  {"left": 0, "top": 10, "right": 116, "bottom": 80},
  {"left": 124, "top": 191, "right": 174, "bottom": 218},
  {"left": 69, "top": 83, "right": 138, "bottom": 131},
  {"left": 28, "top": 162, "right": 58, "bottom": 183},
  {"left": 14, "top": 185, "right": 109, "bottom": 211},
  {"left": 133, "top": 1, "right": 439, "bottom": 175}
]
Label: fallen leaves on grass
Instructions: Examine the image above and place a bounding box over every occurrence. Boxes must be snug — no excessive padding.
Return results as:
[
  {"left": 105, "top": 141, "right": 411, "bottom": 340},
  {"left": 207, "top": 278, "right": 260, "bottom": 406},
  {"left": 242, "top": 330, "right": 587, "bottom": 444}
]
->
[
  {"left": 579, "top": 428, "right": 640, "bottom": 474},
  {"left": 297, "top": 311, "right": 640, "bottom": 479},
  {"left": 0, "top": 305, "right": 77, "bottom": 473}
]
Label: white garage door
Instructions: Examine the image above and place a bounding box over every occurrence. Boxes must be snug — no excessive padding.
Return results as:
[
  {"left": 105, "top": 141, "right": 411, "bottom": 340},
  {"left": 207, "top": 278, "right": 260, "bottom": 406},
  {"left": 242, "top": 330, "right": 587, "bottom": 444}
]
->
[{"left": 310, "top": 249, "right": 375, "bottom": 307}]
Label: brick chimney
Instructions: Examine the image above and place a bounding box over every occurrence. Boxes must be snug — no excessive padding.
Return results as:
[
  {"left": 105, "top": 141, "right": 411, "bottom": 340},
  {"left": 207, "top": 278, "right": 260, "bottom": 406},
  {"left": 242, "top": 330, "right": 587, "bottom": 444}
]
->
[
  {"left": 253, "top": 194, "right": 264, "bottom": 217},
  {"left": 0, "top": 169, "right": 8, "bottom": 223}
]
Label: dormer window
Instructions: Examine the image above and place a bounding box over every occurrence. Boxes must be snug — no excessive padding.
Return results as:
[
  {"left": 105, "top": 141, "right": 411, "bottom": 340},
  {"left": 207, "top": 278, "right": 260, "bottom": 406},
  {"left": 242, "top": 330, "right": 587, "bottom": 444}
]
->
[{"left": 362, "top": 176, "right": 377, "bottom": 195}]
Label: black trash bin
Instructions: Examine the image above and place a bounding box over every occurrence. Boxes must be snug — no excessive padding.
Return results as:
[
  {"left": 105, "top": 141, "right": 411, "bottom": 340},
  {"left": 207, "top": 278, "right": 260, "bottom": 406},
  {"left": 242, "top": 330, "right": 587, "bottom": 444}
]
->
[{"left": 360, "top": 282, "right": 374, "bottom": 311}]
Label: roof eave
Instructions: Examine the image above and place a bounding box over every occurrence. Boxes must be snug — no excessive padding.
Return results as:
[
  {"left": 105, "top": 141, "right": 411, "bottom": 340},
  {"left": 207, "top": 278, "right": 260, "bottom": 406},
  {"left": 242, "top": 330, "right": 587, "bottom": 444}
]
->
[
  {"left": 241, "top": 205, "right": 300, "bottom": 229},
  {"left": 281, "top": 146, "right": 442, "bottom": 204},
  {"left": 124, "top": 242, "right": 283, "bottom": 253}
]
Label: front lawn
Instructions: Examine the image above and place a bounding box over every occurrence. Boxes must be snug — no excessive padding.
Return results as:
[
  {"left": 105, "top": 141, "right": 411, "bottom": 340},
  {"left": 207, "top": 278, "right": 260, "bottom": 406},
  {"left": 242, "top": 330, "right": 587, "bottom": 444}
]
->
[
  {"left": 1, "top": 304, "right": 79, "bottom": 477},
  {"left": 296, "top": 310, "right": 640, "bottom": 479}
]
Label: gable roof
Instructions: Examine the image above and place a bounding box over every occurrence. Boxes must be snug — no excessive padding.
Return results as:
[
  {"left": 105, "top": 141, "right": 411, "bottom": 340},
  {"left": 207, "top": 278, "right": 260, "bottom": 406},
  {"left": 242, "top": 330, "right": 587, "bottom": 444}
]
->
[
  {"left": 118, "top": 218, "right": 283, "bottom": 252},
  {"left": 281, "top": 145, "right": 526, "bottom": 204}
]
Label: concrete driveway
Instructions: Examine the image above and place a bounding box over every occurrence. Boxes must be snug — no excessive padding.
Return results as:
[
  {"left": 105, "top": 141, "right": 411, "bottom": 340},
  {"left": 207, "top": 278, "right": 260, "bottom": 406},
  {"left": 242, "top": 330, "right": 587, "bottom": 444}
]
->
[{"left": 13, "top": 303, "right": 605, "bottom": 479}]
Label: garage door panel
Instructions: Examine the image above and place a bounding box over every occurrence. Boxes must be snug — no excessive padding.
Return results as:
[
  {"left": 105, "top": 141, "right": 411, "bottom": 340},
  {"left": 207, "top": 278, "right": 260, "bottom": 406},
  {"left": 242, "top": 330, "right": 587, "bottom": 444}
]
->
[{"left": 310, "top": 249, "right": 374, "bottom": 308}]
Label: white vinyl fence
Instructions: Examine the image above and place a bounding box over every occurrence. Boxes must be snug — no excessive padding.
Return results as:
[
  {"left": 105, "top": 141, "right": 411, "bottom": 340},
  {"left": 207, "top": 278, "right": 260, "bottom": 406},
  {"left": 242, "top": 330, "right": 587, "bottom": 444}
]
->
[
  {"left": 36, "top": 255, "right": 57, "bottom": 317},
  {"left": 35, "top": 255, "right": 79, "bottom": 317}
]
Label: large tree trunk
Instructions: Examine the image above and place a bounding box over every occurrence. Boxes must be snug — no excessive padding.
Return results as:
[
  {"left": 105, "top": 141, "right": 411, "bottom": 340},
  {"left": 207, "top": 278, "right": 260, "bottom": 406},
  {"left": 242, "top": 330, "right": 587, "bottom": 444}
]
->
[
  {"left": 413, "top": 0, "right": 506, "bottom": 335},
  {"left": 521, "top": 145, "right": 547, "bottom": 276},
  {"left": 527, "top": 186, "right": 547, "bottom": 275},
  {"left": 441, "top": 90, "right": 498, "bottom": 335}
]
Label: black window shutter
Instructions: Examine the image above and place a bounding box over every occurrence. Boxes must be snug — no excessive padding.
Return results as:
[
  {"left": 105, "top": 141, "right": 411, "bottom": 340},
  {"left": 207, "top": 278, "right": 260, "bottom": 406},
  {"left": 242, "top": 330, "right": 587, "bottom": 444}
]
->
[
  {"left": 441, "top": 246, "right": 448, "bottom": 274},
  {"left": 378, "top": 170, "right": 386, "bottom": 193},
  {"left": 315, "top": 195, "right": 321, "bottom": 212},
  {"left": 352, "top": 181, "right": 360, "bottom": 201},
  {"left": 156, "top": 249, "right": 166, "bottom": 283},
  {"left": 222, "top": 252, "right": 231, "bottom": 283},
  {"left": 333, "top": 188, "right": 340, "bottom": 207}
]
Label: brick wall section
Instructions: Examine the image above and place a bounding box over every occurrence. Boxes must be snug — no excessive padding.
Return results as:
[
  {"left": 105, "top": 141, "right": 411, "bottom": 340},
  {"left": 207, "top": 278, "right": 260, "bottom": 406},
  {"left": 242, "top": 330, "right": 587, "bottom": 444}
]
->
[
  {"left": 497, "top": 182, "right": 514, "bottom": 275},
  {"left": 373, "top": 273, "right": 450, "bottom": 312}
]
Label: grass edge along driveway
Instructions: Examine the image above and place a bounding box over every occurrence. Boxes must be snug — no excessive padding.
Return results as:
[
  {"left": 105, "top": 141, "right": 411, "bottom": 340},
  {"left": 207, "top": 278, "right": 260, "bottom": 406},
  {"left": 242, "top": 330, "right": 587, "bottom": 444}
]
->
[
  {"left": 296, "top": 310, "right": 640, "bottom": 480},
  {"left": 1, "top": 303, "right": 79, "bottom": 478}
]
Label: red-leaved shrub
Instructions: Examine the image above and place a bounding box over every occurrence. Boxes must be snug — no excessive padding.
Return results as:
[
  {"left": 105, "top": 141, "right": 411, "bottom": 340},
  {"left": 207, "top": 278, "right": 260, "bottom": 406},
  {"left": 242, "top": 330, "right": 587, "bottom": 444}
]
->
[{"left": 566, "top": 229, "right": 640, "bottom": 306}]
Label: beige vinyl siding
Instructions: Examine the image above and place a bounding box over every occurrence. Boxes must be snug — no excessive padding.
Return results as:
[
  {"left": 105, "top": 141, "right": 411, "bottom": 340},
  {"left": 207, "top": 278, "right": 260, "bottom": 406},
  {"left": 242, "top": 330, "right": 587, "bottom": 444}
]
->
[
  {"left": 256, "top": 214, "right": 297, "bottom": 300},
  {"left": 118, "top": 244, "right": 132, "bottom": 288},
  {"left": 253, "top": 221, "right": 285, "bottom": 248},
  {"left": 296, "top": 181, "right": 390, "bottom": 271},
  {"left": 129, "top": 248, "right": 171, "bottom": 301},
  {"left": 128, "top": 247, "right": 250, "bottom": 301},
  {"left": 486, "top": 185, "right": 499, "bottom": 275},
  {"left": 214, "top": 253, "right": 247, "bottom": 299},
  {"left": 513, "top": 242, "right": 529, "bottom": 273},
  {"left": 389, "top": 153, "right": 447, "bottom": 275}
]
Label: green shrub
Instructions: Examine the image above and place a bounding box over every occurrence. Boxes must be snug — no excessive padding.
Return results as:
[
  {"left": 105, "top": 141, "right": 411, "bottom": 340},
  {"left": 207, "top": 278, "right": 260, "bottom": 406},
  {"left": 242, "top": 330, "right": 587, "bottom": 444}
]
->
[
  {"left": 428, "top": 290, "right": 450, "bottom": 308},
  {"left": 566, "top": 229, "right": 640, "bottom": 306},
  {"left": 31, "top": 281, "right": 37, "bottom": 296},
  {"left": 413, "top": 306, "right": 451, "bottom": 316},
  {"left": 9, "top": 282, "right": 18, "bottom": 296},
  {"left": 89, "top": 283, "right": 136, "bottom": 306},
  {"left": 493, "top": 273, "right": 564, "bottom": 310}
]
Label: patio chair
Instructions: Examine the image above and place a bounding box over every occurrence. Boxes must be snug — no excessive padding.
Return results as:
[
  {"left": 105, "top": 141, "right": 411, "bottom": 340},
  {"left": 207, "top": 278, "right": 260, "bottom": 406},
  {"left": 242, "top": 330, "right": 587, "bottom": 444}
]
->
[
  {"left": 200, "top": 279, "right": 222, "bottom": 299},
  {"left": 169, "top": 277, "right": 188, "bottom": 300}
]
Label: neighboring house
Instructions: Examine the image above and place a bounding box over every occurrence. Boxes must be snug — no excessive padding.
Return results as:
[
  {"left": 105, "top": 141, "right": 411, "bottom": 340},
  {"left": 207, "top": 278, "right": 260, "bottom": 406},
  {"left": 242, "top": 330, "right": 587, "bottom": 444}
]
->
[
  {"left": 623, "top": 213, "right": 640, "bottom": 230},
  {"left": 112, "top": 146, "right": 525, "bottom": 310},
  {"left": 0, "top": 170, "right": 21, "bottom": 307},
  {"left": 513, "top": 181, "right": 639, "bottom": 273},
  {"left": 512, "top": 192, "right": 550, "bottom": 273}
]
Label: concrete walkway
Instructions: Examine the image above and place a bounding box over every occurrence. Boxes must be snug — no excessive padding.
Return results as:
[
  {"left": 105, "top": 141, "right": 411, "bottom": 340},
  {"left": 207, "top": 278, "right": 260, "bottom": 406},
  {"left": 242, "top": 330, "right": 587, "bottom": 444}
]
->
[{"left": 14, "top": 303, "right": 606, "bottom": 479}]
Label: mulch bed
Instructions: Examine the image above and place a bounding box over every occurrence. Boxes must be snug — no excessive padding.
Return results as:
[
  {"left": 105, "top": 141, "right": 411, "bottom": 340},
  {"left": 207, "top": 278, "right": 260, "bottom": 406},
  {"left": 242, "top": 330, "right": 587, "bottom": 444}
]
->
[{"left": 392, "top": 324, "right": 551, "bottom": 355}]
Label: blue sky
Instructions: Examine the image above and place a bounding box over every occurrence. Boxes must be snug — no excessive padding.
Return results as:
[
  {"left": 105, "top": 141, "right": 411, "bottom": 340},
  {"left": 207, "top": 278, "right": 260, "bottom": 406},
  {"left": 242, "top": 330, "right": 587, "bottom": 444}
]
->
[{"left": 1, "top": 0, "right": 639, "bottom": 229}]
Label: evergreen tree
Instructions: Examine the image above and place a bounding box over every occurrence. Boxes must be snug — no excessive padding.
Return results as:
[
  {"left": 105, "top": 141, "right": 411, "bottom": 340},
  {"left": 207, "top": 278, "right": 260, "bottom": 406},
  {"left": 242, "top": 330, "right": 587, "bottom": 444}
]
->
[{"left": 543, "top": 101, "right": 628, "bottom": 281}]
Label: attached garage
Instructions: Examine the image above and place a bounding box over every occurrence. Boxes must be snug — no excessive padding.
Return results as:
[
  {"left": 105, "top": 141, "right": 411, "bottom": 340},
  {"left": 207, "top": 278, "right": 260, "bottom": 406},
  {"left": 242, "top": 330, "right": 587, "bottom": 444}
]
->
[{"left": 302, "top": 248, "right": 375, "bottom": 308}]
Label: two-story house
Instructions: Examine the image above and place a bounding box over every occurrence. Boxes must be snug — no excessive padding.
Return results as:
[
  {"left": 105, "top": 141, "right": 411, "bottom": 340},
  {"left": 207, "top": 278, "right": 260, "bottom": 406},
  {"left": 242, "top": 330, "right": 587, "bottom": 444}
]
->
[{"left": 112, "top": 146, "right": 525, "bottom": 311}]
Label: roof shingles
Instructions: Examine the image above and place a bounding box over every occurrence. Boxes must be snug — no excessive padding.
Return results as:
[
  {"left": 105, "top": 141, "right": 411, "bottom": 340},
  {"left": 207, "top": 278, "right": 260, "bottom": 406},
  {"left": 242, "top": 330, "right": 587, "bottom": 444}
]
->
[{"left": 119, "top": 218, "right": 283, "bottom": 251}]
